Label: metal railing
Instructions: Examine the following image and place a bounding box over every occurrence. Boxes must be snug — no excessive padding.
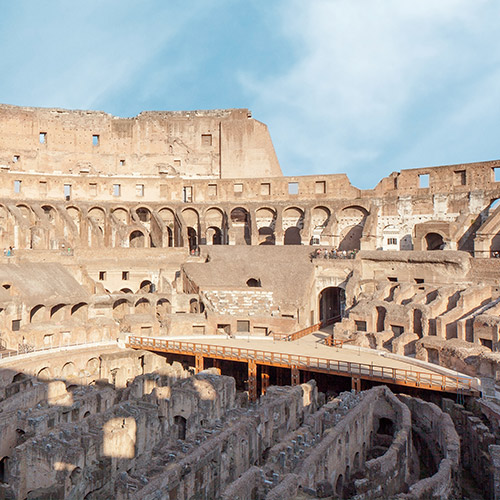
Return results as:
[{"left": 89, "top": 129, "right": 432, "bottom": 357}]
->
[
  {"left": 0, "top": 340, "right": 115, "bottom": 361},
  {"left": 126, "top": 336, "right": 479, "bottom": 395},
  {"left": 273, "top": 316, "right": 341, "bottom": 342}
]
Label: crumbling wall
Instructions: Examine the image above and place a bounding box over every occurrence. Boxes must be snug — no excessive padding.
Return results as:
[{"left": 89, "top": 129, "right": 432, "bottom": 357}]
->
[{"left": 397, "top": 395, "right": 460, "bottom": 500}]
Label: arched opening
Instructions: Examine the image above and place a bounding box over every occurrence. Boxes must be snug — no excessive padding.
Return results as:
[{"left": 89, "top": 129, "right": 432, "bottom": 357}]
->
[
  {"left": 42, "top": 205, "right": 57, "bottom": 224},
  {"left": 413, "top": 309, "right": 423, "bottom": 336},
  {"left": 60, "top": 362, "right": 76, "bottom": 379},
  {"left": 136, "top": 207, "right": 151, "bottom": 223},
  {"left": 425, "top": 232, "right": 444, "bottom": 250},
  {"left": 30, "top": 304, "right": 45, "bottom": 323},
  {"left": 0, "top": 457, "right": 9, "bottom": 484},
  {"left": 319, "top": 287, "right": 345, "bottom": 323},
  {"left": 37, "top": 367, "right": 51, "bottom": 380},
  {"left": 376, "top": 306, "right": 386, "bottom": 332},
  {"left": 158, "top": 208, "right": 179, "bottom": 247},
  {"left": 50, "top": 303, "right": 66, "bottom": 322},
  {"left": 156, "top": 299, "right": 171, "bottom": 324},
  {"left": 130, "top": 230, "right": 145, "bottom": 248},
  {"left": 113, "top": 299, "right": 129, "bottom": 320},
  {"left": 256, "top": 207, "right": 276, "bottom": 245},
  {"left": 258, "top": 227, "right": 275, "bottom": 245},
  {"left": 71, "top": 302, "right": 88, "bottom": 320},
  {"left": 86, "top": 357, "right": 100, "bottom": 376},
  {"left": 120, "top": 288, "right": 133, "bottom": 294},
  {"left": 187, "top": 227, "right": 198, "bottom": 251},
  {"left": 111, "top": 207, "right": 129, "bottom": 225},
  {"left": 335, "top": 474, "right": 343, "bottom": 497},
  {"left": 174, "top": 415, "right": 187, "bottom": 440},
  {"left": 246, "top": 278, "right": 261, "bottom": 288},
  {"left": 135, "top": 298, "right": 151, "bottom": 314},
  {"left": 190, "top": 298, "right": 200, "bottom": 313},
  {"left": 205, "top": 208, "right": 225, "bottom": 245},
  {"left": 207, "top": 226, "right": 222, "bottom": 245},
  {"left": 230, "top": 207, "right": 251, "bottom": 245},
  {"left": 284, "top": 227, "right": 301, "bottom": 245},
  {"left": 283, "top": 207, "right": 304, "bottom": 244},
  {"left": 139, "top": 280, "right": 154, "bottom": 293}
]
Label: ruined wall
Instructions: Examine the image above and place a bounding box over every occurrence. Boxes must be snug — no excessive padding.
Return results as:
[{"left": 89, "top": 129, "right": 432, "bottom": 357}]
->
[
  {"left": 0, "top": 105, "right": 282, "bottom": 179},
  {"left": 397, "top": 395, "right": 460, "bottom": 500}
]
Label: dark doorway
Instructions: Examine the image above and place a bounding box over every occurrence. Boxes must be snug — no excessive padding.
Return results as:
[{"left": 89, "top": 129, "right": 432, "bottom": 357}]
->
[
  {"left": 284, "top": 227, "right": 301, "bottom": 245},
  {"left": 174, "top": 415, "right": 187, "bottom": 440},
  {"left": 425, "top": 232, "right": 444, "bottom": 250},
  {"left": 319, "top": 287, "right": 345, "bottom": 323}
]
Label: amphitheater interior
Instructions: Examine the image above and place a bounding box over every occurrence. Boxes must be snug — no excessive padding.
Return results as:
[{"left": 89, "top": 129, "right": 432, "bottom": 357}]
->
[{"left": 0, "top": 103, "right": 499, "bottom": 499}]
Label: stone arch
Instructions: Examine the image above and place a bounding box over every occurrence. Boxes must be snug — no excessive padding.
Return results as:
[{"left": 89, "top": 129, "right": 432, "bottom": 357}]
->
[
  {"left": 205, "top": 207, "right": 224, "bottom": 228},
  {"left": 66, "top": 206, "right": 81, "bottom": 233},
  {"left": 120, "top": 288, "right": 133, "bottom": 294},
  {"left": 113, "top": 299, "right": 129, "bottom": 320},
  {"left": 158, "top": 208, "right": 179, "bottom": 247},
  {"left": 156, "top": 298, "right": 171, "bottom": 324},
  {"left": 425, "top": 232, "right": 445, "bottom": 250},
  {"left": 319, "top": 287, "right": 345, "bottom": 323},
  {"left": 88, "top": 206, "right": 106, "bottom": 226},
  {"left": 37, "top": 367, "right": 52, "bottom": 380},
  {"left": 71, "top": 302, "right": 88, "bottom": 320},
  {"left": 136, "top": 206, "right": 152, "bottom": 223},
  {"left": 335, "top": 474, "right": 343, "bottom": 497},
  {"left": 50, "top": 303, "right": 67, "bottom": 322},
  {"left": 41, "top": 205, "right": 57, "bottom": 224},
  {"left": 111, "top": 207, "right": 129, "bottom": 225},
  {"left": 190, "top": 298, "right": 201, "bottom": 313},
  {"left": 338, "top": 206, "right": 368, "bottom": 251},
  {"left": 230, "top": 207, "right": 251, "bottom": 245},
  {"left": 187, "top": 227, "right": 198, "bottom": 251},
  {"left": 207, "top": 226, "right": 222, "bottom": 245},
  {"left": 30, "top": 304, "right": 46, "bottom": 323},
  {"left": 86, "top": 357, "right": 100, "bottom": 376},
  {"left": 256, "top": 207, "right": 276, "bottom": 245},
  {"left": 135, "top": 297, "right": 151, "bottom": 313},
  {"left": 129, "top": 230, "right": 146, "bottom": 248},
  {"left": 139, "top": 280, "right": 154, "bottom": 293},
  {"left": 17, "top": 204, "right": 34, "bottom": 223},
  {"left": 60, "top": 362, "right": 77, "bottom": 379},
  {"left": 282, "top": 206, "right": 304, "bottom": 245},
  {"left": 183, "top": 208, "right": 200, "bottom": 251}
]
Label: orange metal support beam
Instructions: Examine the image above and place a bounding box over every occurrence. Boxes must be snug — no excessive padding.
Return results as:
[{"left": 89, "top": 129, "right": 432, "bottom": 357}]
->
[
  {"left": 195, "top": 354, "right": 204, "bottom": 374},
  {"left": 261, "top": 365, "right": 270, "bottom": 395},
  {"left": 248, "top": 360, "right": 258, "bottom": 402}
]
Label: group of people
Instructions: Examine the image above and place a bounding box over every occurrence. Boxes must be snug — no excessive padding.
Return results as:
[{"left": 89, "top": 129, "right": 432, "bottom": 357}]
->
[
  {"left": 311, "top": 247, "right": 358, "bottom": 260},
  {"left": 492, "top": 251, "right": 500, "bottom": 258},
  {"left": 3, "top": 246, "right": 13, "bottom": 257}
]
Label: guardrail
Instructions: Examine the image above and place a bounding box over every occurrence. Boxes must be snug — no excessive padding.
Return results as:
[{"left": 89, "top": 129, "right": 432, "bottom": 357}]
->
[
  {"left": 0, "top": 340, "right": 115, "bottom": 361},
  {"left": 273, "top": 316, "right": 342, "bottom": 342},
  {"left": 126, "top": 336, "right": 479, "bottom": 395}
]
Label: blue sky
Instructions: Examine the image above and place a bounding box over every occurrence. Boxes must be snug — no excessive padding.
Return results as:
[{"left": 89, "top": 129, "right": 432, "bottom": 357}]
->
[{"left": 1, "top": 0, "right": 500, "bottom": 189}]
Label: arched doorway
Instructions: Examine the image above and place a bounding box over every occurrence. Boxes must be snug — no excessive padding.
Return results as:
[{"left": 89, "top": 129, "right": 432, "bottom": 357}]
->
[
  {"left": 187, "top": 227, "right": 197, "bottom": 251},
  {"left": 207, "top": 226, "right": 222, "bottom": 245},
  {"left": 425, "top": 232, "right": 444, "bottom": 250},
  {"left": 319, "top": 287, "right": 345, "bottom": 323},
  {"left": 129, "top": 230, "right": 145, "bottom": 248}
]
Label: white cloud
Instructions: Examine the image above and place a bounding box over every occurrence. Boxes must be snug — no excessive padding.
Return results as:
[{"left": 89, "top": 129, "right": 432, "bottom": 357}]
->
[{"left": 242, "top": 0, "right": 500, "bottom": 187}]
